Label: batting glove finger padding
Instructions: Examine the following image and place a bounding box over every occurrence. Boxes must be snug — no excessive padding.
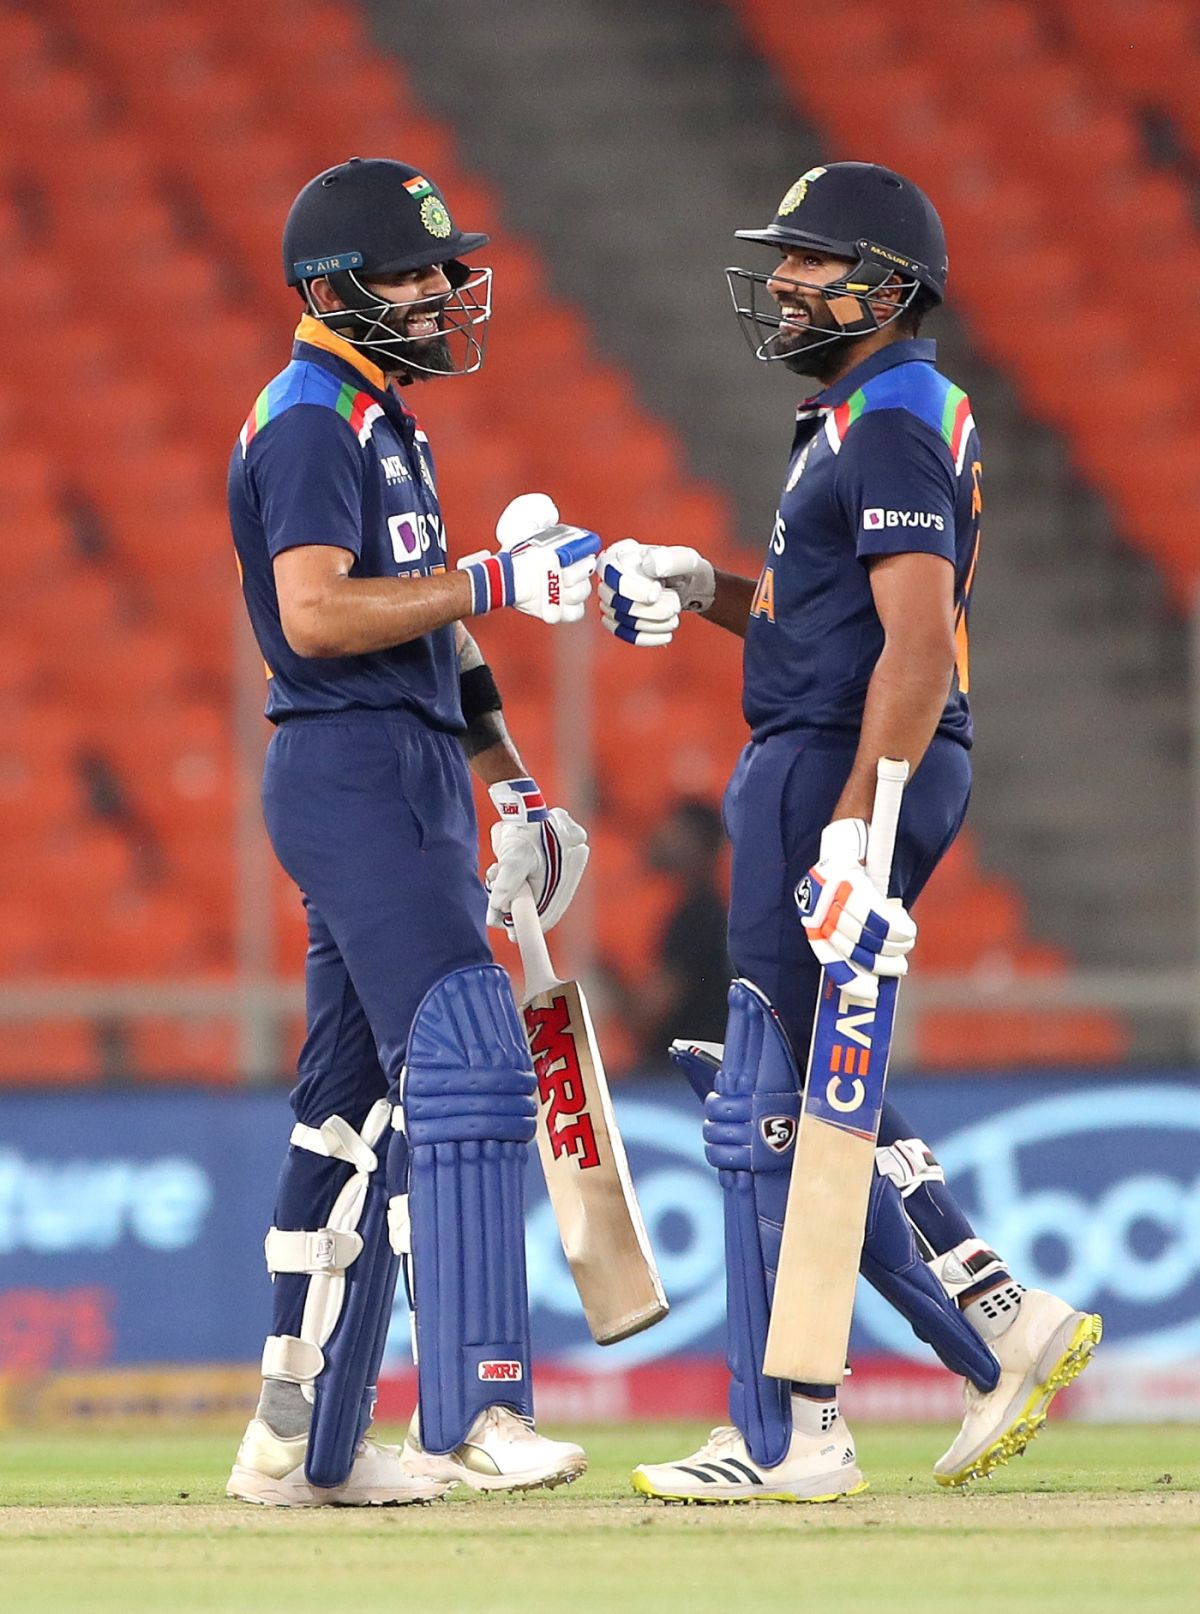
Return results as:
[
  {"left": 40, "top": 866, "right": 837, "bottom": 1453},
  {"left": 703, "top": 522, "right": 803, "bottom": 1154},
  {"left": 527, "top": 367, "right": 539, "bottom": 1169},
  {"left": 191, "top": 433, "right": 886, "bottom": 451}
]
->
[
  {"left": 599, "top": 612, "right": 676, "bottom": 647},
  {"left": 597, "top": 540, "right": 685, "bottom": 647},
  {"left": 598, "top": 577, "right": 682, "bottom": 647},
  {"left": 595, "top": 538, "right": 716, "bottom": 643},
  {"left": 598, "top": 539, "right": 666, "bottom": 604},
  {"left": 795, "top": 818, "right": 917, "bottom": 1002},
  {"left": 495, "top": 491, "right": 560, "bottom": 549},
  {"left": 485, "top": 784, "right": 589, "bottom": 934}
]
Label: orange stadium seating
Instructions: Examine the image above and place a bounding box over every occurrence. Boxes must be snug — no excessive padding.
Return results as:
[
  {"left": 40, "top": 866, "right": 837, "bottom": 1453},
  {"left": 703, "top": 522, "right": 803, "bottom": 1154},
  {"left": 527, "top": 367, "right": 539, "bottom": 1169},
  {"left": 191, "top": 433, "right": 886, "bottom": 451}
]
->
[
  {"left": 729, "top": 0, "right": 1200, "bottom": 611},
  {"left": 0, "top": 0, "right": 1129, "bottom": 1078}
]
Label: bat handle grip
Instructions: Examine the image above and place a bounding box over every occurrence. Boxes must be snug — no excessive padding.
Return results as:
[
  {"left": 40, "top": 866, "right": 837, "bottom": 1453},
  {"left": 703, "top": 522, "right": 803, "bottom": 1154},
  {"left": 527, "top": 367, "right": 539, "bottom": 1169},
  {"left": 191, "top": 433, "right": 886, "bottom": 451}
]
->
[
  {"left": 866, "top": 756, "right": 909, "bottom": 897},
  {"left": 509, "top": 886, "right": 557, "bottom": 999}
]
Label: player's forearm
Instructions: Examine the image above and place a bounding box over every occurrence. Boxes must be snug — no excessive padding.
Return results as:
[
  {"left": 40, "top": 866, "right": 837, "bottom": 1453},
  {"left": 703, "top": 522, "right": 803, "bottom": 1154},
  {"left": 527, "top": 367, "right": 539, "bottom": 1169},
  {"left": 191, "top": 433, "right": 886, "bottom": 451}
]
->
[
  {"left": 832, "top": 636, "right": 954, "bottom": 822},
  {"left": 282, "top": 570, "right": 475, "bottom": 656},
  {"left": 468, "top": 733, "right": 528, "bottom": 784},
  {"left": 453, "top": 623, "right": 528, "bottom": 776},
  {"left": 701, "top": 570, "right": 757, "bottom": 637}
]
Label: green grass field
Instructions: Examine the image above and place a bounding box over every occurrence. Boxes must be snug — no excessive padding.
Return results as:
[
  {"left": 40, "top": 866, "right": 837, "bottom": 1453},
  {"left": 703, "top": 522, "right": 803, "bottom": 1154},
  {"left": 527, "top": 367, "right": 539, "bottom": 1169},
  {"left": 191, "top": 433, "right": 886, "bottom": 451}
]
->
[{"left": 1, "top": 1423, "right": 1196, "bottom": 1614}]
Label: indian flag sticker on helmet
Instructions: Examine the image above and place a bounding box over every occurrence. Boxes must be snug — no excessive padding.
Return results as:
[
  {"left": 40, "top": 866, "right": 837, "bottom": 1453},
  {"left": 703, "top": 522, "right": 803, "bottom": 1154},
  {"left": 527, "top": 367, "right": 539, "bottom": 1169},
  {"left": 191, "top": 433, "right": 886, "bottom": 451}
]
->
[
  {"left": 421, "top": 194, "right": 453, "bottom": 239},
  {"left": 404, "top": 174, "right": 434, "bottom": 199},
  {"left": 778, "top": 166, "right": 828, "bottom": 216}
]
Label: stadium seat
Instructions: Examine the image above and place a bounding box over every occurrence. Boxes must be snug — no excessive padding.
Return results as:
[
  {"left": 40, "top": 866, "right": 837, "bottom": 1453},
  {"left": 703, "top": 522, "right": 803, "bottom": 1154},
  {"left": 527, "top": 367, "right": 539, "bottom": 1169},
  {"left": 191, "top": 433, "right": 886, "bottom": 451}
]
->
[
  {"left": 0, "top": 1020, "right": 100, "bottom": 1084},
  {"left": 1, "top": 0, "right": 1134, "bottom": 1079},
  {"left": 916, "top": 1008, "right": 1130, "bottom": 1068},
  {"left": 124, "top": 1018, "right": 237, "bottom": 1083},
  {"left": 728, "top": 0, "right": 1200, "bottom": 630}
]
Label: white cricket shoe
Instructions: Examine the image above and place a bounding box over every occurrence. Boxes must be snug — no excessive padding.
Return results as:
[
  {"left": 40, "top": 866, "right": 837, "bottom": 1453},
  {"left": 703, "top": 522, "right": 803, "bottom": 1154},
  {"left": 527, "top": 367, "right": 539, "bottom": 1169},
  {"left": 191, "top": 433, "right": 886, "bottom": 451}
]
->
[
  {"left": 402, "top": 1405, "right": 587, "bottom": 1493},
  {"left": 631, "top": 1420, "right": 866, "bottom": 1504},
  {"left": 226, "top": 1418, "right": 449, "bottom": 1507},
  {"left": 934, "top": 1289, "right": 1103, "bottom": 1486}
]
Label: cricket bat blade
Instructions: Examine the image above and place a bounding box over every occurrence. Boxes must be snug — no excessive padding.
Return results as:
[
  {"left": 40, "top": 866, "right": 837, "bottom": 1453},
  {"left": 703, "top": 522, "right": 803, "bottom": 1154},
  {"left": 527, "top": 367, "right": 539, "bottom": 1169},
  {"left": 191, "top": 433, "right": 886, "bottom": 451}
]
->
[
  {"left": 510, "top": 889, "right": 668, "bottom": 1344},
  {"left": 763, "top": 757, "right": 908, "bottom": 1383}
]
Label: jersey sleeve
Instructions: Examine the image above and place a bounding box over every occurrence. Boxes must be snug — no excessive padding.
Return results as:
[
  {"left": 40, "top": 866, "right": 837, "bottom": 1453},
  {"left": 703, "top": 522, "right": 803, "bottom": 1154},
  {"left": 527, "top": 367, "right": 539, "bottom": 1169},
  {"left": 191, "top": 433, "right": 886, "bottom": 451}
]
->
[
  {"left": 834, "top": 409, "right": 957, "bottom": 564},
  {"left": 247, "top": 404, "right": 366, "bottom": 560}
]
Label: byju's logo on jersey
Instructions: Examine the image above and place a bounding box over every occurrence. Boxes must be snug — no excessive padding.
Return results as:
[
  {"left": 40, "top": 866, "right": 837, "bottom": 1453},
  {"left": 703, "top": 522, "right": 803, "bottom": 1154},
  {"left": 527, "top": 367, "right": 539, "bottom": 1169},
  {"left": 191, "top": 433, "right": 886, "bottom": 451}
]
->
[
  {"left": 862, "top": 508, "right": 946, "bottom": 532},
  {"left": 388, "top": 510, "right": 444, "bottom": 564}
]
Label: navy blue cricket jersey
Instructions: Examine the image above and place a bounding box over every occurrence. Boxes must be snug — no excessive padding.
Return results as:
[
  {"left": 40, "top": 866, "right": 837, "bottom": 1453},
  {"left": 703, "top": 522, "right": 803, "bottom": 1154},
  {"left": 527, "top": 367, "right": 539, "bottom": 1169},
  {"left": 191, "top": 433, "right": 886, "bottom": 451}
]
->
[
  {"left": 742, "top": 339, "right": 981, "bottom": 749},
  {"left": 228, "top": 316, "right": 463, "bottom": 729}
]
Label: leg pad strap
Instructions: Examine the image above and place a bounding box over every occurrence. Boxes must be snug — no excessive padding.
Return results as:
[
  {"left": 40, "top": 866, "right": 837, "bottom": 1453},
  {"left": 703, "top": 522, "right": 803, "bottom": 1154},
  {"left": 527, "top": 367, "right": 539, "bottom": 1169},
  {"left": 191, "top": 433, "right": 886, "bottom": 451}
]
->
[
  {"left": 265, "top": 1228, "right": 364, "bottom": 1275},
  {"left": 262, "top": 1334, "right": 324, "bottom": 1384},
  {"left": 264, "top": 1099, "right": 400, "bottom": 1489}
]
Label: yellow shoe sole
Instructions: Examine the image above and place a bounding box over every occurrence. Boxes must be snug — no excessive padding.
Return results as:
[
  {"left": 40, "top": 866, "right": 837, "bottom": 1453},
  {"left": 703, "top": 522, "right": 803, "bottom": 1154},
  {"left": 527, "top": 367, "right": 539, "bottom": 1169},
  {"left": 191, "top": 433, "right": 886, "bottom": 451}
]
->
[
  {"left": 630, "top": 1469, "right": 869, "bottom": 1505},
  {"left": 936, "top": 1311, "right": 1104, "bottom": 1488}
]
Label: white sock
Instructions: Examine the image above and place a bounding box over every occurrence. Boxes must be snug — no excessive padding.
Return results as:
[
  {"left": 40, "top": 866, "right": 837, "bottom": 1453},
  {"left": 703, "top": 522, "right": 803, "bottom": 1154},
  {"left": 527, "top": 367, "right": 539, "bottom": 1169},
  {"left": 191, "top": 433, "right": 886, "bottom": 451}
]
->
[{"left": 791, "top": 1393, "right": 839, "bottom": 1436}]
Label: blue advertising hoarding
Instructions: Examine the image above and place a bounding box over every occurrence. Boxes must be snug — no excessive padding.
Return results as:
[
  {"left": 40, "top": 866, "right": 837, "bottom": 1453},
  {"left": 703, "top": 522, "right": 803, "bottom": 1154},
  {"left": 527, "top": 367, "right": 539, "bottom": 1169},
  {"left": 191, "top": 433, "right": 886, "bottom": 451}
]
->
[{"left": 1, "top": 1075, "right": 1198, "bottom": 1377}]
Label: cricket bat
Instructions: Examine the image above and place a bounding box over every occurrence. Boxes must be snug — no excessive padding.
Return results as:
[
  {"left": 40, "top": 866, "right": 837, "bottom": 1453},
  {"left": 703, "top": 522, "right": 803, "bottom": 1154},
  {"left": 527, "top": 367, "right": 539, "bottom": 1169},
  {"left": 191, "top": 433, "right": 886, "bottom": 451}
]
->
[
  {"left": 510, "top": 887, "right": 669, "bottom": 1344},
  {"left": 763, "top": 756, "right": 909, "bottom": 1384}
]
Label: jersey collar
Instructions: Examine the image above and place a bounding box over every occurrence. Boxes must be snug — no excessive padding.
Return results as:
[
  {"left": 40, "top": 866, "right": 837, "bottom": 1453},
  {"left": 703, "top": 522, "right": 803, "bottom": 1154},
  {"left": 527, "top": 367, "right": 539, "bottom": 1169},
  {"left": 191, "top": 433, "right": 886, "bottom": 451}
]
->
[
  {"left": 293, "top": 314, "right": 390, "bottom": 394},
  {"left": 799, "top": 337, "right": 937, "bottom": 416}
]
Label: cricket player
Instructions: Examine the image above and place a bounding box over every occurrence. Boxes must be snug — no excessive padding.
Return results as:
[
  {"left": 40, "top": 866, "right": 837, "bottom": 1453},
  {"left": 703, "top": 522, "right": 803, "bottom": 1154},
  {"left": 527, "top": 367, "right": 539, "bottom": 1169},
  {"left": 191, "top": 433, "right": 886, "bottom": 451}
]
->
[
  {"left": 599, "top": 163, "right": 1102, "bottom": 1501},
  {"left": 225, "top": 158, "right": 597, "bottom": 1506}
]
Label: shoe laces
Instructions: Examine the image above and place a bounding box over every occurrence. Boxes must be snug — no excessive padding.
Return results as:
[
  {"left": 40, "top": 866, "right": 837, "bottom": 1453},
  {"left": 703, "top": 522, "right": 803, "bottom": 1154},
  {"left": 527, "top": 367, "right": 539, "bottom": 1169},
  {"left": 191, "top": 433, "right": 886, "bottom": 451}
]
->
[
  {"left": 479, "top": 1405, "right": 538, "bottom": 1443},
  {"left": 358, "top": 1434, "right": 401, "bottom": 1458},
  {"left": 697, "top": 1426, "right": 742, "bottom": 1457}
]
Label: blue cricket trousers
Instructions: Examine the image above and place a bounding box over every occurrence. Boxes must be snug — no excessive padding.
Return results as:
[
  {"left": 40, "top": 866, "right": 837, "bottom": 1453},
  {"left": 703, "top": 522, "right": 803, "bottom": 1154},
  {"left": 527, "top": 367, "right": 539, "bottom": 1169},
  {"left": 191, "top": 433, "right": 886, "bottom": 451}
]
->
[
  {"left": 260, "top": 709, "right": 493, "bottom": 1338},
  {"left": 723, "top": 726, "right": 972, "bottom": 1060}
]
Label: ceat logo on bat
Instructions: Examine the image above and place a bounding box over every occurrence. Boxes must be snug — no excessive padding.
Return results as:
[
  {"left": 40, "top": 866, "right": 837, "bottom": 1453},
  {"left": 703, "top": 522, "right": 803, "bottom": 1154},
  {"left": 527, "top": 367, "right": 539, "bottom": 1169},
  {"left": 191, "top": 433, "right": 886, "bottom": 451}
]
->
[
  {"left": 805, "top": 976, "right": 893, "bottom": 1141},
  {"left": 827, "top": 988, "right": 876, "bottom": 1101},
  {"left": 478, "top": 1360, "right": 524, "bottom": 1381}
]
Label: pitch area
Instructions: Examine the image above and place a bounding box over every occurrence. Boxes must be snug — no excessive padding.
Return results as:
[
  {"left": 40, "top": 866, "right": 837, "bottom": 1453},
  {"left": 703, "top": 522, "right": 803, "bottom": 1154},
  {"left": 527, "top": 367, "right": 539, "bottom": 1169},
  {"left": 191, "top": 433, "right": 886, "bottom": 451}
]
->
[{"left": 1, "top": 1423, "right": 1196, "bottom": 1614}]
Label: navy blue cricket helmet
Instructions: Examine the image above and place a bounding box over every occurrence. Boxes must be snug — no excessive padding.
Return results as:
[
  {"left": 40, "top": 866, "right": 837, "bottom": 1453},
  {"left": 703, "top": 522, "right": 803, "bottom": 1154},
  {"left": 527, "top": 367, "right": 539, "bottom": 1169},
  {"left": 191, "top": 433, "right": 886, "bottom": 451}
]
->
[
  {"left": 727, "top": 162, "right": 947, "bottom": 367},
  {"left": 283, "top": 157, "right": 492, "bottom": 378}
]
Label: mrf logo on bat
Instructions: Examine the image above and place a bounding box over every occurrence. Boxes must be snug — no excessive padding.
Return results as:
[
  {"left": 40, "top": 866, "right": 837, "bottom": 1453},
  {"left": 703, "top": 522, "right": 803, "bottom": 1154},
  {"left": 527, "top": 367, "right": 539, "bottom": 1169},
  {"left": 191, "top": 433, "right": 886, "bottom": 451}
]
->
[
  {"left": 524, "top": 994, "right": 601, "bottom": 1169},
  {"left": 805, "top": 974, "right": 898, "bottom": 1142}
]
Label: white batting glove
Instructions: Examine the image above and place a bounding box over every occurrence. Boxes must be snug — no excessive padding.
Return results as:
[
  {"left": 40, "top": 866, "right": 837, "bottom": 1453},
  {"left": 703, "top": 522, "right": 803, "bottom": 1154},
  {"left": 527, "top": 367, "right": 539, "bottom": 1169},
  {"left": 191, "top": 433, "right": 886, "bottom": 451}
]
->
[
  {"left": 484, "top": 779, "right": 589, "bottom": 935},
  {"left": 495, "top": 492, "right": 561, "bottom": 549},
  {"left": 598, "top": 538, "right": 715, "bottom": 646},
  {"left": 794, "top": 820, "right": 917, "bottom": 1005},
  {"left": 458, "top": 525, "right": 599, "bottom": 625}
]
